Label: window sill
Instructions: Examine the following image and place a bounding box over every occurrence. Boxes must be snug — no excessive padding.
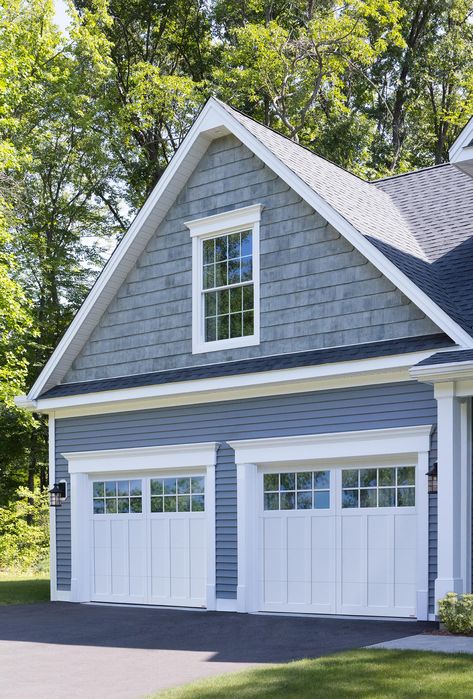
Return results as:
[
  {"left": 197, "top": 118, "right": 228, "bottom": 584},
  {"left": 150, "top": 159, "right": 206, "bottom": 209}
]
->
[{"left": 192, "top": 333, "right": 260, "bottom": 355}]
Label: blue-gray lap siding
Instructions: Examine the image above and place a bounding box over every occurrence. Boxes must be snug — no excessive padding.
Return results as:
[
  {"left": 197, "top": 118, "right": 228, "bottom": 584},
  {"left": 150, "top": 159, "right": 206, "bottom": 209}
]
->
[{"left": 55, "top": 380, "right": 438, "bottom": 610}]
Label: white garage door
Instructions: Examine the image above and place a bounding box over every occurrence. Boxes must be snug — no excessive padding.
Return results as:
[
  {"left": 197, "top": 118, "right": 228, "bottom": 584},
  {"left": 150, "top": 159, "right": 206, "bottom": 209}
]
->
[
  {"left": 259, "top": 465, "right": 417, "bottom": 617},
  {"left": 90, "top": 474, "right": 207, "bottom": 607}
]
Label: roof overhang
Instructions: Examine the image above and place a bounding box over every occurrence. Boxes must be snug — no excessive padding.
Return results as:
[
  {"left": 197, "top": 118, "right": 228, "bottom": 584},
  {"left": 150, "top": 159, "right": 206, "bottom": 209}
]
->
[
  {"left": 449, "top": 116, "right": 473, "bottom": 177},
  {"left": 25, "top": 99, "right": 473, "bottom": 402},
  {"left": 18, "top": 348, "right": 449, "bottom": 418}
]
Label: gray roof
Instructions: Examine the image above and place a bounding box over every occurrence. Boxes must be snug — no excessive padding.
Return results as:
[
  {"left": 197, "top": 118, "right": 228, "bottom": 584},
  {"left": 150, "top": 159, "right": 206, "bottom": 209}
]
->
[
  {"left": 415, "top": 348, "right": 473, "bottom": 367},
  {"left": 219, "top": 101, "right": 473, "bottom": 336},
  {"left": 39, "top": 334, "right": 451, "bottom": 399}
]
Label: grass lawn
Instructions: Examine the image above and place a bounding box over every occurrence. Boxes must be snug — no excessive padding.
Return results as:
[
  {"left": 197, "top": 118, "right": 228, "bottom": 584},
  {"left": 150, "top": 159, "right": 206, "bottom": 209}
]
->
[
  {"left": 0, "top": 575, "right": 49, "bottom": 605},
  {"left": 155, "top": 649, "right": 473, "bottom": 699}
]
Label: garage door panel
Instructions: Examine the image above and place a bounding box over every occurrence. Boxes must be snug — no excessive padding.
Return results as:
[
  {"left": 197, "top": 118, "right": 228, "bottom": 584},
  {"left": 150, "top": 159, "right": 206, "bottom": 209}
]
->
[
  {"left": 151, "top": 577, "right": 170, "bottom": 600},
  {"left": 341, "top": 516, "right": 364, "bottom": 550},
  {"left": 311, "top": 547, "right": 335, "bottom": 583},
  {"left": 93, "top": 519, "right": 110, "bottom": 549},
  {"left": 170, "top": 518, "right": 190, "bottom": 549},
  {"left": 312, "top": 516, "right": 335, "bottom": 549},
  {"left": 311, "top": 581, "right": 334, "bottom": 606},
  {"left": 341, "top": 548, "right": 364, "bottom": 583},
  {"left": 394, "top": 515, "right": 416, "bottom": 548},
  {"left": 367, "top": 515, "right": 391, "bottom": 549},
  {"left": 368, "top": 548, "right": 392, "bottom": 584},
  {"left": 91, "top": 474, "right": 207, "bottom": 607},
  {"left": 367, "top": 582, "right": 391, "bottom": 608},
  {"left": 262, "top": 517, "right": 284, "bottom": 549},
  {"left": 395, "top": 547, "right": 417, "bottom": 583},
  {"left": 287, "top": 517, "right": 310, "bottom": 549},
  {"left": 395, "top": 583, "right": 416, "bottom": 608},
  {"left": 150, "top": 519, "right": 170, "bottom": 550},
  {"left": 288, "top": 580, "right": 309, "bottom": 604},
  {"left": 150, "top": 546, "right": 170, "bottom": 578},
  {"left": 263, "top": 545, "right": 285, "bottom": 582},
  {"left": 171, "top": 547, "right": 190, "bottom": 579},
  {"left": 341, "top": 581, "right": 364, "bottom": 607},
  {"left": 260, "top": 464, "right": 419, "bottom": 618},
  {"left": 263, "top": 579, "right": 285, "bottom": 605},
  {"left": 190, "top": 546, "right": 206, "bottom": 580},
  {"left": 111, "top": 574, "right": 128, "bottom": 596}
]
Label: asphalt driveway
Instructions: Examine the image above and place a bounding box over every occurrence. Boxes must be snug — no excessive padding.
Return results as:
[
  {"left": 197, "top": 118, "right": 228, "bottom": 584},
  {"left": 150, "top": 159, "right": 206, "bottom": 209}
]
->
[{"left": 0, "top": 602, "right": 434, "bottom": 699}]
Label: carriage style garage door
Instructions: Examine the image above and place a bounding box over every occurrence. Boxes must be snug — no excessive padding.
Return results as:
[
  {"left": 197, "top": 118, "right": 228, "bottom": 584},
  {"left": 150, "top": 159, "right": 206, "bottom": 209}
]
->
[
  {"left": 90, "top": 474, "right": 207, "bottom": 607},
  {"left": 259, "top": 464, "right": 417, "bottom": 617}
]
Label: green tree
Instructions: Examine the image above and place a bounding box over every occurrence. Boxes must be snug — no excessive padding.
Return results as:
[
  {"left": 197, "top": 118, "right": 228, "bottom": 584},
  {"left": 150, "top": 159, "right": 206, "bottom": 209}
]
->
[
  {"left": 0, "top": 0, "right": 120, "bottom": 495},
  {"left": 213, "top": 0, "right": 405, "bottom": 174}
]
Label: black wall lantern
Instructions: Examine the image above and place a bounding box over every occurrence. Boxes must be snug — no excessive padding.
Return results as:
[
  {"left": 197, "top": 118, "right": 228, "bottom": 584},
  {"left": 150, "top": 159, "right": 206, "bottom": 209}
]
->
[
  {"left": 426, "top": 462, "right": 438, "bottom": 494},
  {"left": 49, "top": 481, "right": 67, "bottom": 507}
]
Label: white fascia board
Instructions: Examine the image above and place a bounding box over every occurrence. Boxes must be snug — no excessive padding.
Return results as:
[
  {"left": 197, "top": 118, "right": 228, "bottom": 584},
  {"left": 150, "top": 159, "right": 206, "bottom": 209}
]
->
[
  {"left": 27, "top": 101, "right": 224, "bottom": 400},
  {"left": 64, "top": 441, "right": 219, "bottom": 475},
  {"left": 26, "top": 99, "right": 473, "bottom": 401},
  {"left": 449, "top": 116, "right": 473, "bottom": 162},
  {"left": 31, "top": 349, "right": 444, "bottom": 417},
  {"left": 228, "top": 424, "right": 433, "bottom": 465},
  {"left": 410, "top": 360, "right": 473, "bottom": 383}
]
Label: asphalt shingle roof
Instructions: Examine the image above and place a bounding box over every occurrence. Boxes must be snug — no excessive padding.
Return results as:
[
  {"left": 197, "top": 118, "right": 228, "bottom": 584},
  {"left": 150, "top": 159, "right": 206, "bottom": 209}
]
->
[
  {"left": 415, "top": 348, "right": 473, "bottom": 367},
  {"left": 219, "top": 101, "right": 473, "bottom": 336},
  {"left": 40, "top": 334, "right": 451, "bottom": 399}
]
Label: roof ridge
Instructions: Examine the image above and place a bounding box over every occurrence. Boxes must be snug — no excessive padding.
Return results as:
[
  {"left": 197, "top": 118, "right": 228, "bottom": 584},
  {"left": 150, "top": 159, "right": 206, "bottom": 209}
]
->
[{"left": 372, "top": 162, "right": 450, "bottom": 183}]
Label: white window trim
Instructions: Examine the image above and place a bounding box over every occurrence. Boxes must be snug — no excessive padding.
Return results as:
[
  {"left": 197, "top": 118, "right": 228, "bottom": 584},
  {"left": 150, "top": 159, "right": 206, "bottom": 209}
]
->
[
  {"left": 185, "top": 204, "right": 262, "bottom": 354},
  {"left": 63, "top": 441, "right": 218, "bottom": 609},
  {"left": 229, "top": 425, "right": 431, "bottom": 620}
]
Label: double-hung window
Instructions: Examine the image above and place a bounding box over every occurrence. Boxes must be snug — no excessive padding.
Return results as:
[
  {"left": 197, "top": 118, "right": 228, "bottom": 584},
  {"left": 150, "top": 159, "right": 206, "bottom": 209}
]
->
[{"left": 186, "top": 204, "right": 261, "bottom": 353}]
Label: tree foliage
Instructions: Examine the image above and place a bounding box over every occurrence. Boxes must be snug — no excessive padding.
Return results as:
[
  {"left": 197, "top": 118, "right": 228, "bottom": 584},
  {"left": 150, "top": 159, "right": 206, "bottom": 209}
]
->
[
  {"left": 0, "top": 487, "right": 49, "bottom": 573},
  {"left": 0, "top": 0, "right": 473, "bottom": 520}
]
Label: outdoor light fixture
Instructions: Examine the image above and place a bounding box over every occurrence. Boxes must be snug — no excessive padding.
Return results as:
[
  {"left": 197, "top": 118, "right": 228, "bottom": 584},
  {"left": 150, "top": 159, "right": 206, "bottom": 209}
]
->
[
  {"left": 49, "top": 481, "right": 67, "bottom": 508},
  {"left": 426, "top": 462, "right": 438, "bottom": 494}
]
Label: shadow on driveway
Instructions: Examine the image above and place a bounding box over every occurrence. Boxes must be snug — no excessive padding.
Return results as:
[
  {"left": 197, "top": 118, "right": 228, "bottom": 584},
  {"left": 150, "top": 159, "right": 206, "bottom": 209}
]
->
[{"left": 0, "top": 602, "right": 434, "bottom": 663}]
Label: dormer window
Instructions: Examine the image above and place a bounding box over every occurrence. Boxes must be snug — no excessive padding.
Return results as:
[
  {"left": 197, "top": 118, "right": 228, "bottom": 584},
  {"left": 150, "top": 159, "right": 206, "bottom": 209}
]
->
[{"left": 186, "top": 205, "right": 261, "bottom": 354}]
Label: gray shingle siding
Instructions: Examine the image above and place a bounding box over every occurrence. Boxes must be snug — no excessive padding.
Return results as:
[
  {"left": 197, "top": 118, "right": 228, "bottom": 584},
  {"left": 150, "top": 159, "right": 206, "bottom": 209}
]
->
[
  {"left": 55, "top": 380, "right": 437, "bottom": 608},
  {"left": 63, "top": 134, "right": 440, "bottom": 384}
]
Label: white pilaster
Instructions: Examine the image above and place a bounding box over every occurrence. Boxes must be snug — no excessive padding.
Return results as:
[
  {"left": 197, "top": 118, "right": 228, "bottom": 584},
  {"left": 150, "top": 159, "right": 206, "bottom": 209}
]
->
[
  {"left": 70, "top": 473, "right": 91, "bottom": 602},
  {"left": 236, "top": 462, "right": 258, "bottom": 613},
  {"left": 48, "top": 414, "right": 57, "bottom": 601},
  {"left": 434, "top": 382, "right": 465, "bottom": 609}
]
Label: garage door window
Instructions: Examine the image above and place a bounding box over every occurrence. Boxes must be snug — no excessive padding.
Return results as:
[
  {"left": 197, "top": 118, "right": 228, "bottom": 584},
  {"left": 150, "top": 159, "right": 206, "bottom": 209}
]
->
[
  {"left": 93, "top": 480, "right": 142, "bottom": 514},
  {"left": 263, "top": 471, "right": 330, "bottom": 511},
  {"left": 150, "top": 476, "right": 205, "bottom": 513},
  {"left": 341, "top": 466, "right": 415, "bottom": 509}
]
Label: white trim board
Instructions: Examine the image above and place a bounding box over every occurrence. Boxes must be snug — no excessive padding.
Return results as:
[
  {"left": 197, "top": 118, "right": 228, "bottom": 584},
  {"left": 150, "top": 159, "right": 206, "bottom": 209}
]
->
[
  {"left": 64, "top": 441, "right": 219, "bottom": 474},
  {"left": 23, "top": 349, "right": 447, "bottom": 417},
  {"left": 187, "top": 204, "right": 261, "bottom": 354},
  {"left": 228, "top": 425, "right": 432, "bottom": 465},
  {"left": 25, "top": 98, "right": 473, "bottom": 400}
]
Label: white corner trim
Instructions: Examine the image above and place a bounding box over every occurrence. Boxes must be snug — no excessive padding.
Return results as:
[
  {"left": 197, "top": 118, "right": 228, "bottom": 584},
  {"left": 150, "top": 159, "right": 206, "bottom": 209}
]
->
[
  {"left": 185, "top": 204, "right": 263, "bottom": 237},
  {"left": 188, "top": 204, "right": 261, "bottom": 355},
  {"left": 25, "top": 98, "right": 473, "bottom": 400},
  {"left": 63, "top": 441, "right": 219, "bottom": 475},
  {"left": 449, "top": 116, "right": 473, "bottom": 162},
  {"left": 215, "top": 597, "right": 238, "bottom": 612},
  {"left": 48, "top": 413, "right": 56, "bottom": 602},
  {"left": 52, "top": 590, "right": 72, "bottom": 602},
  {"left": 228, "top": 425, "right": 432, "bottom": 465},
  {"left": 29, "top": 348, "right": 446, "bottom": 417}
]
